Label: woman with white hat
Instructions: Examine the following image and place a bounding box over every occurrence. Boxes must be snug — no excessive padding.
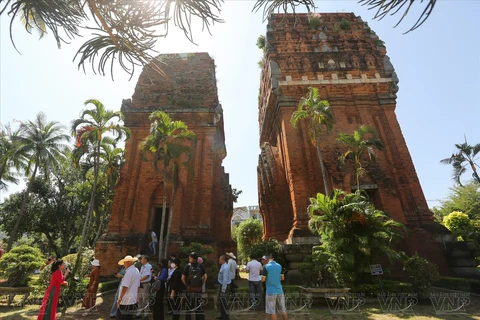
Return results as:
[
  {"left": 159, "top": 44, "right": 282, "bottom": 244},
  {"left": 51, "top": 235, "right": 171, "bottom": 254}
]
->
[{"left": 82, "top": 259, "right": 101, "bottom": 310}]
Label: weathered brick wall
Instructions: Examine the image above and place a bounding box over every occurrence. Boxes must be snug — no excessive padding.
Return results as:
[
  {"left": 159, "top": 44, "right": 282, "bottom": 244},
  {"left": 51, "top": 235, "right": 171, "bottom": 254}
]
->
[
  {"left": 96, "top": 53, "right": 234, "bottom": 275},
  {"left": 257, "top": 13, "right": 449, "bottom": 273}
]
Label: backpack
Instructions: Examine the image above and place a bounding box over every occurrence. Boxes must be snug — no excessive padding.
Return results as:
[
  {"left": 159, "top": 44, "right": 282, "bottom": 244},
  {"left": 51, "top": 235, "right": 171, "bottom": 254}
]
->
[{"left": 187, "top": 263, "right": 203, "bottom": 291}]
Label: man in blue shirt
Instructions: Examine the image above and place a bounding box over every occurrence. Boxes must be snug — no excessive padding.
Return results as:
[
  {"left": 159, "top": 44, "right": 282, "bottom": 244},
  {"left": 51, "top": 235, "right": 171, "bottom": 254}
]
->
[
  {"left": 216, "top": 255, "right": 231, "bottom": 320},
  {"left": 262, "top": 255, "right": 288, "bottom": 320}
]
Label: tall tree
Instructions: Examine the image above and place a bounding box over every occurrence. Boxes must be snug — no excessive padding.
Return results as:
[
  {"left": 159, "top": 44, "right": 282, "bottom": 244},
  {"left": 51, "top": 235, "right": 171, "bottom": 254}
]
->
[
  {"left": 6, "top": 113, "right": 69, "bottom": 250},
  {"left": 2, "top": 0, "right": 435, "bottom": 79},
  {"left": 0, "top": 124, "right": 24, "bottom": 190},
  {"left": 440, "top": 138, "right": 480, "bottom": 186},
  {"left": 140, "top": 111, "right": 196, "bottom": 262},
  {"left": 337, "top": 125, "right": 384, "bottom": 191},
  {"left": 291, "top": 87, "right": 334, "bottom": 196},
  {"left": 71, "top": 99, "right": 130, "bottom": 274}
]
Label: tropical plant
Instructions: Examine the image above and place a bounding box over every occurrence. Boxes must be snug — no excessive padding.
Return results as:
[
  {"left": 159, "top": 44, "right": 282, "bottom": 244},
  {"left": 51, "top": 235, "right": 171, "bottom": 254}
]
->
[
  {"left": 291, "top": 87, "right": 334, "bottom": 196},
  {"left": 6, "top": 112, "right": 69, "bottom": 251},
  {"left": 0, "top": 124, "right": 24, "bottom": 190},
  {"left": 71, "top": 99, "right": 130, "bottom": 276},
  {"left": 1, "top": 1, "right": 435, "bottom": 78},
  {"left": 0, "top": 245, "right": 44, "bottom": 287},
  {"left": 442, "top": 211, "right": 474, "bottom": 240},
  {"left": 308, "top": 189, "right": 404, "bottom": 286},
  {"left": 403, "top": 252, "right": 440, "bottom": 294},
  {"left": 140, "top": 111, "right": 196, "bottom": 261},
  {"left": 432, "top": 181, "right": 480, "bottom": 222},
  {"left": 337, "top": 125, "right": 384, "bottom": 191},
  {"left": 440, "top": 138, "right": 480, "bottom": 185},
  {"left": 235, "top": 218, "right": 263, "bottom": 261}
]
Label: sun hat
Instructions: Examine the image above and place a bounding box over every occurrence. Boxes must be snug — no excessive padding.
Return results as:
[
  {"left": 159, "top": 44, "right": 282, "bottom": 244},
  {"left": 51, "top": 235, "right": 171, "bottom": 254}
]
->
[
  {"left": 226, "top": 252, "right": 236, "bottom": 259},
  {"left": 261, "top": 256, "right": 267, "bottom": 260},
  {"left": 91, "top": 259, "right": 100, "bottom": 267},
  {"left": 118, "top": 255, "right": 139, "bottom": 265}
]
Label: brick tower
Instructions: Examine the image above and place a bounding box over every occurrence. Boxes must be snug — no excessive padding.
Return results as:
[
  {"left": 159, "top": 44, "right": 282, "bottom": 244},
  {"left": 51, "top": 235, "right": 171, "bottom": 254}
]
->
[
  {"left": 257, "top": 13, "right": 450, "bottom": 273},
  {"left": 96, "top": 53, "right": 235, "bottom": 274}
]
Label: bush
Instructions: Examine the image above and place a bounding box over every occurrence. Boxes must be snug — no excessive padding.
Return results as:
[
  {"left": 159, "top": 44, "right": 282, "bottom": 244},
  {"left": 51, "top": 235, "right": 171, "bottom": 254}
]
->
[
  {"left": 0, "top": 245, "right": 44, "bottom": 287},
  {"left": 36, "top": 249, "right": 94, "bottom": 303},
  {"left": 352, "top": 280, "right": 413, "bottom": 297},
  {"left": 434, "top": 277, "right": 480, "bottom": 294},
  {"left": 236, "top": 218, "right": 263, "bottom": 261},
  {"left": 443, "top": 211, "right": 474, "bottom": 240},
  {"left": 98, "top": 280, "right": 120, "bottom": 293},
  {"left": 403, "top": 252, "right": 440, "bottom": 294},
  {"left": 339, "top": 19, "right": 351, "bottom": 30},
  {"left": 178, "top": 242, "right": 218, "bottom": 288},
  {"left": 248, "top": 239, "right": 286, "bottom": 270},
  {"left": 256, "top": 35, "right": 265, "bottom": 51},
  {"left": 307, "top": 15, "right": 321, "bottom": 30}
]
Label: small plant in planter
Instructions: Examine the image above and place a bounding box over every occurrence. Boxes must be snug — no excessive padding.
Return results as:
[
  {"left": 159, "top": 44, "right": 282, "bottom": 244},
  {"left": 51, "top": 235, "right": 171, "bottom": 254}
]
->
[
  {"left": 339, "top": 19, "right": 351, "bottom": 31},
  {"left": 308, "top": 15, "right": 321, "bottom": 30}
]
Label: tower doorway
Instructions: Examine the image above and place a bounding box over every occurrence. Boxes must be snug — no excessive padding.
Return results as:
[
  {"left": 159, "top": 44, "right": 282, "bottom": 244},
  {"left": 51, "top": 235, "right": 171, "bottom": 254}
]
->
[{"left": 153, "top": 207, "right": 170, "bottom": 241}]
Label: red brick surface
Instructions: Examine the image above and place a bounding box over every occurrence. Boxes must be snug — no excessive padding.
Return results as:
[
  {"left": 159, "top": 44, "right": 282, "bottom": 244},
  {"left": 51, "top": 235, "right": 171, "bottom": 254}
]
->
[
  {"left": 96, "top": 53, "right": 234, "bottom": 275},
  {"left": 257, "top": 13, "right": 449, "bottom": 273}
]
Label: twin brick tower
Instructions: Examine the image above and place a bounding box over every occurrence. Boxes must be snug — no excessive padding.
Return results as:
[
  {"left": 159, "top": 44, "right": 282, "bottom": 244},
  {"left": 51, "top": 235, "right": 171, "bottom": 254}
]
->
[{"left": 97, "top": 13, "right": 461, "bottom": 276}]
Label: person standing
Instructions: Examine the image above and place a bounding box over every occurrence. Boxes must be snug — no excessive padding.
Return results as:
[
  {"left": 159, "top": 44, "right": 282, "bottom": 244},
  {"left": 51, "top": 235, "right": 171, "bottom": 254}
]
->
[
  {"left": 82, "top": 259, "right": 101, "bottom": 311},
  {"left": 152, "top": 258, "right": 169, "bottom": 320},
  {"left": 246, "top": 255, "right": 262, "bottom": 310},
  {"left": 110, "top": 265, "right": 126, "bottom": 318},
  {"left": 262, "top": 255, "right": 288, "bottom": 320},
  {"left": 168, "top": 258, "right": 185, "bottom": 320},
  {"left": 181, "top": 252, "right": 207, "bottom": 320},
  {"left": 226, "top": 252, "right": 237, "bottom": 295},
  {"left": 216, "top": 255, "right": 231, "bottom": 320},
  {"left": 116, "top": 255, "right": 141, "bottom": 320},
  {"left": 37, "top": 259, "right": 69, "bottom": 320},
  {"left": 137, "top": 255, "right": 153, "bottom": 318},
  {"left": 149, "top": 230, "right": 158, "bottom": 256}
]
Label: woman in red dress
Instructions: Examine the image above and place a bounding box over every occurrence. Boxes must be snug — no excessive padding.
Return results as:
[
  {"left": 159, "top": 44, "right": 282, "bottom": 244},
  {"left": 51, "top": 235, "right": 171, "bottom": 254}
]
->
[
  {"left": 37, "top": 259, "right": 69, "bottom": 320},
  {"left": 82, "top": 259, "right": 100, "bottom": 310}
]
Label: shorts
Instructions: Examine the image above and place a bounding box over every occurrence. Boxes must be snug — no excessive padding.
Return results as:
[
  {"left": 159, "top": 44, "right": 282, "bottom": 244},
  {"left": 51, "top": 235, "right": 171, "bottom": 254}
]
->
[{"left": 266, "top": 294, "right": 286, "bottom": 314}]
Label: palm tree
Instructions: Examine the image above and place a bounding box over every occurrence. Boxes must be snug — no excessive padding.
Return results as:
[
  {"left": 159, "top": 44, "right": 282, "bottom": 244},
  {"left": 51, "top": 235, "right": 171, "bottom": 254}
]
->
[
  {"left": 71, "top": 99, "right": 130, "bottom": 273},
  {"left": 92, "top": 140, "right": 125, "bottom": 245},
  {"left": 337, "top": 125, "right": 384, "bottom": 191},
  {"left": 0, "top": 124, "right": 24, "bottom": 190},
  {"left": 140, "top": 111, "right": 196, "bottom": 262},
  {"left": 440, "top": 137, "right": 480, "bottom": 185},
  {"left": 6, "top": 113, "right": 69, "bottom": 250},
  {"left": 19, "top": 3, "right": 47, "bottom": 39},
  {"left": 291, "top": 87, "right": 334, "bottom": 196},
  {"left": 308, "top": 189, "right": 404, "bottom": 286}
]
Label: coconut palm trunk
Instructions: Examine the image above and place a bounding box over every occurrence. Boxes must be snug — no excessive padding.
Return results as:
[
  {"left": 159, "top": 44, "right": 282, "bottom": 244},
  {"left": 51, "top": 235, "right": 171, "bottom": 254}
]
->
[
  {"left": 164, "top": 164, "right": 178, "bottom": 258},
  {"left": 73, "top": 141, "right": 100, "bottom": 274},
  {"left": 7, "top": 161, "right": 38, "bottom": 250},
  {"left": 315, "top": 136, "right": 330, "bottom": 197},
  {"left": 158, "top": 167, "right": 168, "bottom": 263}
]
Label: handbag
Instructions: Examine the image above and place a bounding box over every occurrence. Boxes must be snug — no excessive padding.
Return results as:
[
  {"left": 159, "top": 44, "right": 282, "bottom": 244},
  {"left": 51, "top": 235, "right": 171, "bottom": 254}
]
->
[{"left": 151, "top": 279, "right": 163, "bottom": 292}]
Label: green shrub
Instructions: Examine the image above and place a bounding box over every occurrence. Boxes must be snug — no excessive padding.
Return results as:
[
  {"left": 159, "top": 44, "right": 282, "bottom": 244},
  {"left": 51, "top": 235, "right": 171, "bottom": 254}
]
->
[
  {"left": 434, "top": 277, "right": 480, "bottom": 294},
  {"left": 178, "top": 242, "right": 217, "bottom": 286},
  {"left": 0, "top": 245, "right": 44, "bottom": 287},
  {"left": 256, "top": 35, "right": 265, "bottom": 51},
  {"left": 98, "top": 280, "right": 120, "bottom": 293},
  {"left": 339, "top": 19, "right": 351, "bottom": 30},
  {"left": 403, "top": 252, "right": 440, "bottom": 294},
  {"left": 248, "top": 239, "right": 286, "bottom": 269},
  {"left": 352, "top": 280, "right": 413, "bottom": 297},
  {"left": 36, "top": 249, "right": 94, "bottom": 304},
  {"left": 308, "top": 15, "right": 321, "bottom": 30}
]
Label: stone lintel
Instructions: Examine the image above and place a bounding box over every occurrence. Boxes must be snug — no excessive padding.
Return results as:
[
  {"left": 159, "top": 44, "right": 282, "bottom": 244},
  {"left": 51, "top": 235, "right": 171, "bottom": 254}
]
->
[{"left": 279, "top": 77, "right": 393, "bottom": 86}]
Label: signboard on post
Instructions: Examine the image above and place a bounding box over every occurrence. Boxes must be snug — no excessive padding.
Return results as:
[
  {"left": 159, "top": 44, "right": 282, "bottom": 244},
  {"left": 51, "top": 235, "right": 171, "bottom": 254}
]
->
[{"left": 370, "top": 264, "right": 383, "bottom": 276}]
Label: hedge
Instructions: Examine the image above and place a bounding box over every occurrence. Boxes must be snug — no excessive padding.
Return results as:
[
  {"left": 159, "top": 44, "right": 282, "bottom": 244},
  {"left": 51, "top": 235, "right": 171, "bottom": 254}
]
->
[
  {"left": 98, "top": 280, "right": 120, "bottom": 293},
  {"left": 434, "top": 277, "right": 480, "bottom": 294},
  {"left": 351, "top": 280, "right": 413, "bottom": 297}
]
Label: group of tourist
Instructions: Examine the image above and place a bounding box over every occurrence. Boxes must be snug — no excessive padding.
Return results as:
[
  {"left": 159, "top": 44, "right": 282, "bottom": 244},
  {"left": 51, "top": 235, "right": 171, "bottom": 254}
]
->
[{"left": 37, "top": 250, "right": 288, "bottom": 320}]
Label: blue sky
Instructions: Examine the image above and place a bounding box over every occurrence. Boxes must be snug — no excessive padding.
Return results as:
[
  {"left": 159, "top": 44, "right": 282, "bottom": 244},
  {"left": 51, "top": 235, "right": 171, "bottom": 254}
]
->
[{"left": 1, "top": 1, "right": 479, "bottom": 208}]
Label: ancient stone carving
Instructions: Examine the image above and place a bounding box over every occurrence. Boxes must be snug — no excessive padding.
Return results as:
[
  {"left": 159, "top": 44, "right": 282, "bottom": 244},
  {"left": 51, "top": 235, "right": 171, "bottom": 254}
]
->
[
  {"left": 365, "top": 54, "right": 376, "bottom": 69},
  {"left": 302, "top": 57, "right": 312, "bottom": 70}
]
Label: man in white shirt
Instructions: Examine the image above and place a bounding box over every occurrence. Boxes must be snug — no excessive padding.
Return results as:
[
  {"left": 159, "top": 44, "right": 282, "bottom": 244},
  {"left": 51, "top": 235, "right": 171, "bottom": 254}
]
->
[
  {"left": 226, "top": 252, "right": 238, "bottom": 294},
  {"left": 246, "top": 255, "right": 263, "bottom": 310},
  {"left": 148, "top": 229, "right": 158, "bottom": 256},
  {"left": 137, "top": 255, "right": 153, "bottom": 317},
  {"left": 116, "top": 255, "right": 141, "bottom": 320}
]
